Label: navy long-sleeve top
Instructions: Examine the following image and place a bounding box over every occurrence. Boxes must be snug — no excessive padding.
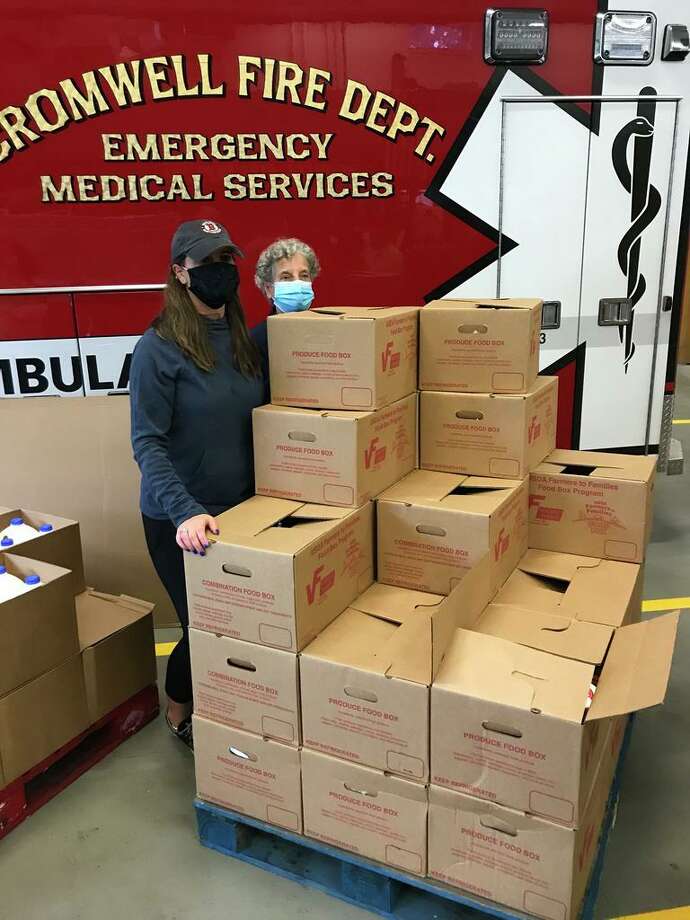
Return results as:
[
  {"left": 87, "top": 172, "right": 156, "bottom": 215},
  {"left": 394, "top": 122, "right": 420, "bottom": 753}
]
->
[{"left": 129, "top": 318, "right": 266, "bottom": 528}]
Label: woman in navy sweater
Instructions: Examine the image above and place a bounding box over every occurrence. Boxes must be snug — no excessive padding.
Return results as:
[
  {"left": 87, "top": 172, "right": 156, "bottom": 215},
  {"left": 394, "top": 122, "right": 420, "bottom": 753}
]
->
[{"left": 130, "top": 219, "right": 266, "bottom": 749}]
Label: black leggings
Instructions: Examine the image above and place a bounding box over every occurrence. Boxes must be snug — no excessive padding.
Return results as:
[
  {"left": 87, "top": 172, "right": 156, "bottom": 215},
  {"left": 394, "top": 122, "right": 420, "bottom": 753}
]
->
[{"left": 142, "top": 513, "right": 192, "bottom": 705}]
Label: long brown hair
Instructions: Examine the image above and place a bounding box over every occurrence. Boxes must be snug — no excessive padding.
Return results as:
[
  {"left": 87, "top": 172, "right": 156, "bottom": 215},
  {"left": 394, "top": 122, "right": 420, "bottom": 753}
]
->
[{"left": 153, "top": 271, "right": 262, "bottom": 378}]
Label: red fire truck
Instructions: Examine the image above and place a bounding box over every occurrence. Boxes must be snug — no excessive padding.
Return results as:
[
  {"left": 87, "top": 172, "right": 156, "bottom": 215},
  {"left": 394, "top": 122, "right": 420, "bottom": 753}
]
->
[{"left": 1, "top": 1, "right": 688, "bottom": 468}]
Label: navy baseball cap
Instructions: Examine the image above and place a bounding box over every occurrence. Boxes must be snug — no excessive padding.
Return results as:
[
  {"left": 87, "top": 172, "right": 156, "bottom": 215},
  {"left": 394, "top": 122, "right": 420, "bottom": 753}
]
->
[{"left": 171, "top": 219, "right": 243, "bottom": 265}]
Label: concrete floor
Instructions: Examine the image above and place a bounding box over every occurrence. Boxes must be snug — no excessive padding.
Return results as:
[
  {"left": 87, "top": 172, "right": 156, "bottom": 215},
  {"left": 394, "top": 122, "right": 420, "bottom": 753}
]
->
[{"left": 1, "top": 373, "right": 690, "bottom": 920}]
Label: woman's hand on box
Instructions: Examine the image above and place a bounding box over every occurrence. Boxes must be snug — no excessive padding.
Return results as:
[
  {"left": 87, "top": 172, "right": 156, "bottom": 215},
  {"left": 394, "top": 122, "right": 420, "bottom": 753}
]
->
[{"left": 176, "top": 514, "right": 219, "bottom": 555}]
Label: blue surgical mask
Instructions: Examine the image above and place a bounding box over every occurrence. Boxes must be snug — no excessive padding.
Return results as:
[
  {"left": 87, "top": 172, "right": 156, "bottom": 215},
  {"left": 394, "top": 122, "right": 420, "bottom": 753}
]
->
[{"left": 273, "top": 280, "right": 314, "bottom": 313}]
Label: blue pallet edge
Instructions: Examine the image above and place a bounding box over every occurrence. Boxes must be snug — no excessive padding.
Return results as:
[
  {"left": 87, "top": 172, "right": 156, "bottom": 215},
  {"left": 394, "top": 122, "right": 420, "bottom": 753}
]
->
[{"left": 195, "top": 718, "right": 634, "bottom": 920}]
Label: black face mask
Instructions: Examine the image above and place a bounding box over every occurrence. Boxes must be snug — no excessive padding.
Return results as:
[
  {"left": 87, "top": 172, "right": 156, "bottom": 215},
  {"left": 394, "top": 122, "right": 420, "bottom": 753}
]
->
[{"left": 187, "top": 262, "right": 239, "bottom": 309}]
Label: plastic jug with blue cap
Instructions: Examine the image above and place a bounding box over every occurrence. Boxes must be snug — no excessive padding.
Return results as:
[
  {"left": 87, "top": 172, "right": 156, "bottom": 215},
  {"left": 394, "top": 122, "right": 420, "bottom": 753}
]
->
[
  {"left": 0, "top": 517, "right": 40, "bottom": 547},
  {"left": 0, "top": 564, "right": 28, "bottom": 602}
]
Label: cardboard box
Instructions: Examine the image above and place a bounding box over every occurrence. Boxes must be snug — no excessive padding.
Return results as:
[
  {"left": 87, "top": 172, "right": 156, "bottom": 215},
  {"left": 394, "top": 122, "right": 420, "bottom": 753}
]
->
[
  {"left": 420, "top": 298, "right": 542, "bottom": 394},
  {"left": 253, "top": 394, "right": 418, "bottom": 508},
  {"left": 0, "top": 396, "right": 180, "bottom": 627},
  {"left": 186, "top": 497, "right": 374, "bottom": 651},
  {"left": 430, "top": 612, "right": 678, "bottom": 826},
  {"left": 190, "top": 628, "right": 300, "bottom": 745},
  {"left": 301, "top": 748, "right": 428, "bottom": 875},
  {"left": 529, "top": 450, "right": 657, "bottom": 563},
  {"left": 0, "top": 654, "right": 89, "bottom": 787},
  {"left": 300, "top": 576, "right": 476, "bottom": 781},
  {"left": 193, "top": 716, "right": 303, "bottom": 832},
  {"left": 76, "top": 590, "right": 157, "bottom": 724},
  {"left": 0, "top": 508, "right": 85, "bottom": 595},
  {"left": 420, "top": 377, "right": 557, "bottom": 479},
  {"left": 460, "top": 549, "right": 644, "bottom": 666},
  {"left": 428, "top": 727, "right": 618, "bottom": 920},
  {"left": 0, "top": 553, "right": 78, "bottom": 698},
  {"left": 377, "top": 470, "right": 528, "bottom": 597},
  {"left": 267, "top": 306, "right": 418, "bottom": 410}
]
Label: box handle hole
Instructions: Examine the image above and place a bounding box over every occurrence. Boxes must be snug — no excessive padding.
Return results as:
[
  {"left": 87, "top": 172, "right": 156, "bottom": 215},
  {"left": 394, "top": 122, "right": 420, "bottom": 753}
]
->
[
  {"left": 221, "top": 563, "right": 252, "bottom": 578},
  {"left": 344, "top": 783, "right": 378, "bottom": 798},
  {"left": 457, "top": 324, "right": 489, "bottom": 334},
  {"left": 288, "top": 430, "right": 317, "bottom": 442},
  {"left": 482, "top": 721, "right": 523, "bottom": 738},
  {"left": 226, "top": 657, "right": 257, "bottom": 672},
  {"left": 416, "top": 524, "right": 447, "bottom": 537},
  {"left": 344, "top": 686, "right": 378, "bottom": 703},
  {"left": 456, "top": 410, "right": 484, "bottom": 420},
  {"left": 480, "top": 816, "right": 518, "bottom": 837},
  {"left": 228, "top": 747, "right": 258, "bottom": 762}
]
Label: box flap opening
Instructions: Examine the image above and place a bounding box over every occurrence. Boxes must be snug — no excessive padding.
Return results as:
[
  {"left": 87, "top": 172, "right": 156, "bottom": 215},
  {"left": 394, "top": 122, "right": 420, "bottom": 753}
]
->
[
  {"left": 215, "top": 496, "right": 305, "bottom": 540},
  {"left": 435, "top": 629, "right": 594, "bottom": 723},
  {"left": 475, "top": 603, "right": 613, "bottom": 665},
  {"left": 538, "top": 449, "right": 657, "bottom": 484},
  {"left": 76, "top": 589, "right": 153, "bottom": 650},
  {"left": 586, "top": 612, "right": 679, "bottom": 721}
]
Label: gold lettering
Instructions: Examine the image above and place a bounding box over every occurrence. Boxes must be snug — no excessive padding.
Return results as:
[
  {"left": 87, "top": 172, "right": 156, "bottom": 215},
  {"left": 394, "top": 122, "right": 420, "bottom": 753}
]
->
[
  {"left": 171, "top": 55, "right": 200, "bottom": 97},
  {"left": 326, "top": 172, "right": 349, "bottom": 198},
  {"left": 144, "top": 57, "right": 174, "bottom": 100},
  {"left": 0, "top": 105, "right": 40, "bottom": 151},
  {"left": 372, "top": 171, "right": 394, "bottom": 197},
  {"left": 223, "top": 174, "right": 247, "bottom": 199},
  {"left": 41, "top": 175, "right": 75, "bottom": 202},
  {"left": 237, "top": 134, "right": 257, "bottom": 160},
  {"left": 274, "top": 60, "right": 303, "bottom": 104},
  {"left": 25, "top": 89, "right": 69, "bottom": 132},
  {"left": 210, "top": 134, "right": 233, "bottom": 159},
  {"left": 268, "top": 173, "right": 292, "bottom": 198},
  {"left": 285, "top": 134, "right": 310, "bottom": 160},
  {"left": 188, "top": 134, "right": 211, "bottom": 159},
  {"left": 140, "top": 175, "right": 165, "bottom": 200},
  {"left": 77, "top": 175, "right": 99, "bottom": 201},
  {"left": 238, "top": 55, "right": 263, "bottom": 97},
  {"left": 198, "top": 54, "right": 224, "bottom": 96},
  {"left": 98, "top": 61, "right": 144, "bottom": 106},
  {"left": 192, "top": 174, "right": 213, "bottom": 199},
  {"left": 304, "top": 67, "right": 331, "bottom": 110},
  {"left": 102, "top": 134, "right": 124, "bottom": 160},
  {"left": 128, "top": 134, "right": 159, "bottom": 160},
  {"left": 161, "top": 134, "right": 183, "bottom": 159},
  {"left": 386, "top": 102, "right": 419, "bottom": 141},
  {"left": 366, "top": 91, "right": 396, "bottom": 134},
  {"left": 248, "top": 173, "right": 268, "bottom": 199},
  {"left": 339, "top": 80, "right": 370, "bottom": 123},
  {"left": 414, "top": 117, "right": 445, "bottom": 162},
  {"left": 101, "top": 175, "right": 127, "bottom": 201},
  {"left": 311, "top": 133, "right": 334, "bottom": 159},
  {"left": 60, "top": 73, "right": 111, "bottom": 121}
]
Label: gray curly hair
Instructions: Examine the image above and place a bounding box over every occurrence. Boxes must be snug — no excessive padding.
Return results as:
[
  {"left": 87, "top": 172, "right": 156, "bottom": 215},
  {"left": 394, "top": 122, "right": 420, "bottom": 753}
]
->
[{"left": 254, "top": 238, "right": 321, "bottom": 289}]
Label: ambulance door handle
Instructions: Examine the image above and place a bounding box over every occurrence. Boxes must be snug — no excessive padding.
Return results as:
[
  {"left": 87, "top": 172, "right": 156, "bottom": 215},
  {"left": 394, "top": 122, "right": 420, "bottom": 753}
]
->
[
  {"left": 662, "top": 295, "right": 673, "bottom": 312},
  {"left": 598, "top": 298, "right": 633, "bottom": 326},
  {"left": 541, "top": 301, "right": 561, "bottom": 330}
]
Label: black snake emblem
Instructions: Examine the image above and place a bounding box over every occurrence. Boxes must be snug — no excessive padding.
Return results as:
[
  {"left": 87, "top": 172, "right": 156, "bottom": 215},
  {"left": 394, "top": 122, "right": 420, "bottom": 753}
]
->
[{"left": 611, "top": 87, "right": 661, "bottom": 372}]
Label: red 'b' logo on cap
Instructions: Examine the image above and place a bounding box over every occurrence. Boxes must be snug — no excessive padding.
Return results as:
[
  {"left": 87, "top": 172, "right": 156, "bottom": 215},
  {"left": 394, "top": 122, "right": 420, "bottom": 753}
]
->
[{"left": 201, "top": 220, "right": 222, "bottom": 234}]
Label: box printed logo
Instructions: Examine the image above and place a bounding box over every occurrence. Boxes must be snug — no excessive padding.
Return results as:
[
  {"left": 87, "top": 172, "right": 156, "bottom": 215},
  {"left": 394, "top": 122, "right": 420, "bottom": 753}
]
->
[
  {"left": 306, "top": 565, "right": 336, "bottom": 605},
  {"left": 529, "top": 493, "right": 564, "bottom": 523},
  {"left": 493, "top": 528, "right": 510, "bottom": 561},
  {"left": 364, "top": 437, "right": 387, "bottom": 469},
  {"left": 527, "top": 415, "right": 541, "bottom": 444},
  {"left": 381, "top": 340, "right": 401, "bottom": 372}
]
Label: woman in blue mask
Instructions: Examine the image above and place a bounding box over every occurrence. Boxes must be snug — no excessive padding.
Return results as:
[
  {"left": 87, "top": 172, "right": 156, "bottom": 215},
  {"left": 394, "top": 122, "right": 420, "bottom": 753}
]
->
[{"left": 252, "top": 238, "right": 321, "bottom": 371}]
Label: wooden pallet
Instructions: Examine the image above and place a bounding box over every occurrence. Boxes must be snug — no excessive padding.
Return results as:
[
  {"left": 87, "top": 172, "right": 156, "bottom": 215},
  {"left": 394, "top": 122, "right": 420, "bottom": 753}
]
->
[
  {"left": 195, "top": 719, "right": 632, "bottom": 920},
  {"left": 0, "top": 684, "right": 159, "bottom": 840}
]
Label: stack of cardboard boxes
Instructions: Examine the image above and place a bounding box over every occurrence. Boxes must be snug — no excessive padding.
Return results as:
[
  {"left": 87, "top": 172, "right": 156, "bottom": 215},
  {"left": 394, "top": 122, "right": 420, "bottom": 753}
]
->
[
  {"left": 0, "top": 507, "right": 157, "bottom": 791},
  {"left": 188, "top": 302, "right": 677, "bottom": 920}
]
